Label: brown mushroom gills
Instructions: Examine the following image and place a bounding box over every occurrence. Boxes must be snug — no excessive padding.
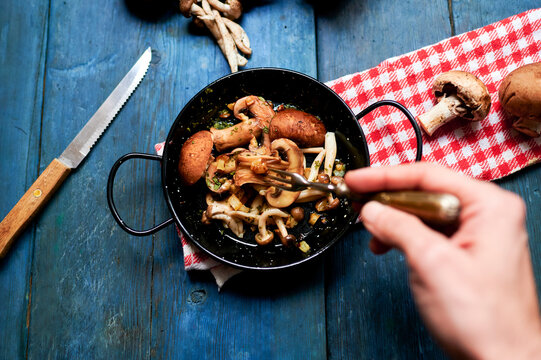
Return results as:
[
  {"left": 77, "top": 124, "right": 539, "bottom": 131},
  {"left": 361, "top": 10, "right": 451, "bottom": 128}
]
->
[{"left": 417, "top": 70, "right": 491, "bottom": 136}]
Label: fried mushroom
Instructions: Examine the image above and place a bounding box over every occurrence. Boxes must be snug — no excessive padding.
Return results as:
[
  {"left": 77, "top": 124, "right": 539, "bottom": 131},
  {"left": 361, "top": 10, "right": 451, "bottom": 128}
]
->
[
  {"left": 270, "top": 108, "right": 326, "bottom": 147},
  {"left": 178, "top": 130, "right": 214, "bottom": 185}
]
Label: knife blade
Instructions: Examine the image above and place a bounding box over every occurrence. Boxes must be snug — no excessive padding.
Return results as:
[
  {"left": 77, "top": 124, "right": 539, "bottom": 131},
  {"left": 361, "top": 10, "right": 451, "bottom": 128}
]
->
[{"left": 0, "top": 47, "right": 152, "bottom": 257}]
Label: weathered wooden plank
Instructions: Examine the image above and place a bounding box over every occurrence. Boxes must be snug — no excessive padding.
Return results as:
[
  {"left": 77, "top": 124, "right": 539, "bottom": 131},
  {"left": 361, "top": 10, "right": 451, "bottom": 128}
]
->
[
  {"left": 451, "top": 0, "right": 541, "bottom": 300},
  {"left": 316, "top": 0, "right": 452, "bottom": 358},
  {"left": 0, "top": 1, "right": 49, "bottom": 358},
  {"left": 149, "top": 1, "right": 326, "bottom": 359},
  {"left": 26, "top": 0, "right": 159, "bottom": 357}
]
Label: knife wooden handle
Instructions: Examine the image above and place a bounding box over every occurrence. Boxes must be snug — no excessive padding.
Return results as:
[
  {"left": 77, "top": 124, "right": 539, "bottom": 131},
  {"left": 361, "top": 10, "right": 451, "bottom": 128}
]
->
[{"left": 0, "top": 158, "right": 71, "bottom": 258}]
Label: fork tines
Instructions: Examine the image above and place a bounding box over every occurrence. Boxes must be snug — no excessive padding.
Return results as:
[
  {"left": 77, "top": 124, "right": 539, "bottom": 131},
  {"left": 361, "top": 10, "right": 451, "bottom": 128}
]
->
[{"left": 264, "top": 168, "right": 294, "bottom": 190}]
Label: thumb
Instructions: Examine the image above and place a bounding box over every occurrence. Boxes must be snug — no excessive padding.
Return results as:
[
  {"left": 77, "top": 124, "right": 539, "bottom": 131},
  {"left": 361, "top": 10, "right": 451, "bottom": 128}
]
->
[{"left": 361, "top": 201, "right": 449, "bottom": 259}]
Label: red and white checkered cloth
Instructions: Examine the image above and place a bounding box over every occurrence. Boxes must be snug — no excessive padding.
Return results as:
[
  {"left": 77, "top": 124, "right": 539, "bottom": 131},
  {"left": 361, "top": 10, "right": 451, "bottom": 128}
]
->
[
  {"left": 158, "top": 8, "right": 541, "bottom": 287},
  {"left": 327, "top": 8, "right": 541, "bottom": 178}
]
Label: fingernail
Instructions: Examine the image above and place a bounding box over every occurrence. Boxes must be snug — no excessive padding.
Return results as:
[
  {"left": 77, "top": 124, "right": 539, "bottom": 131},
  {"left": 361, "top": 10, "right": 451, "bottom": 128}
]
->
[{"left": 361, "top": 201, "right": 385, "bottom": 225}]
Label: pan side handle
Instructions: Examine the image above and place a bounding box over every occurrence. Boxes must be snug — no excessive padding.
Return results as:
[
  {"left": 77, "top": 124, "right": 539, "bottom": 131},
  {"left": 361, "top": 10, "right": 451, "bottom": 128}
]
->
[
  {"left": 107, "top": 153, "right": 174, "bottom": 236},
  {"left": 355, "top": 100, "right": 423, "bottom": 162}
]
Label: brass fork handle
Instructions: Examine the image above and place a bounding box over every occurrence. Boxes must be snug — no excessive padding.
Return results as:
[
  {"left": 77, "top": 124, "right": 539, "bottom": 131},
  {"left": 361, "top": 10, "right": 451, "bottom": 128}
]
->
[
  {"left": 369, "top": 191, "right": 461, "bottom": 225},
  {"left": 332, "top": 183, "right": 460, "bottom": 225}
]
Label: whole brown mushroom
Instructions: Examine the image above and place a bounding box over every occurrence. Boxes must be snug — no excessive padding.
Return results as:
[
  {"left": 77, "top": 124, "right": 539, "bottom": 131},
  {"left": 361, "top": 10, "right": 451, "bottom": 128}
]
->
[
  {"left": 417, "top": 70, "right": 491, "bottom": 136},
  {"left": 270, "top": 108, "right": 326, "bottom": 147},
  {"left": 178, "top": 130, "right": 214, "bottom": 185},
  {"left": 498, "top": 62, "right": 541, "bottom": 137}
]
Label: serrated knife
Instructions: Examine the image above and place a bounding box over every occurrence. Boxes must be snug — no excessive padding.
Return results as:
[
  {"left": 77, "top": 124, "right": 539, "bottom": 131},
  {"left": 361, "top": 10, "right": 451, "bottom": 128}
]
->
[{"left": 0, "top": 47, "right": 152, "bottom": 257}]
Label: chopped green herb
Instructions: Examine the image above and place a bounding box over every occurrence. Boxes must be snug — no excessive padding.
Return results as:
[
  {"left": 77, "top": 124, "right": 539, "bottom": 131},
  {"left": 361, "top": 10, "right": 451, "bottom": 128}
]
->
[
  {"left": 212, "top": 118, "right": 236, "bottom": 130},
  {"left": 263, "top": 126, "right": 269, "bottom": 134},
  {"left": 212, "top": 176, "right": 221, "bottom": 190}
]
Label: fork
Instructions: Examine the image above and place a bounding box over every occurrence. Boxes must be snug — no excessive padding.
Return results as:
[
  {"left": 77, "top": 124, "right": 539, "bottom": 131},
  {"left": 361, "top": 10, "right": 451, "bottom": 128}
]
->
[{"left": 265, "top": 168, "right": 461, "bottom": 224}]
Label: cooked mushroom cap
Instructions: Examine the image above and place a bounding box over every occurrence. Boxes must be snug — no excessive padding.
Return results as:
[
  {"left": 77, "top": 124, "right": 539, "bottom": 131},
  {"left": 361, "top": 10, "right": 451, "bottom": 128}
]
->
[
  {"left": 498, "top": 62, "right": 541, "bottom": 137},
  {"left": 433, "top": 70, "right": 491, "bottom": 121},
  {"left": 179, "top": 0, "right": 194, "bottom": 17},
  {"left": 270, "top": 109, "right": 326, "bottom": 147},
  {"left": 178, "top": 130, "right": 213, "bottom": 185},
  {"left": 228, "top": 0, "right": 243, "bottom": 19}
]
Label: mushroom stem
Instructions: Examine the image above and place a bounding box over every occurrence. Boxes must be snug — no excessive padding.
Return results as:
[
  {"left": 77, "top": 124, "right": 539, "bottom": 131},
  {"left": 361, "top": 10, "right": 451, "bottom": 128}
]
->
[
  {"left": 183, "top": 1, "right": 250, "bottom": 73},
  {"left": 211, "top": 214, "right": 244, "bottom": 237},
  {"left": 323, "top": 132, "right": 336, "bottom": 177},
  {"left": 212, "top": 9, "right": 239, "bottom": 72},
  {"left": 273, "top": 216, "right": 288, "bottom": 239},
  {"left": 191, "top": 4, "right": 225, "bottom": 51},
  {"left": 256, "top": 209, "right": 288, "bottom": 245},
  {"left": 207, "top": 0, "right": 242, "bottom": 20},
  {"left": 222, "top": 17, "right": 251, "bottom": 55},
  {"left": 417, "top": 94, "right": 463, "bottom": 136},
  {"left": 302, "top": 147, "right": 325, "bottom": 154},
  {"left": 295, "top": 189, "right": 327, "bottom": 203},
  {"left": 308, "top": 149, "right": 326, "bottom": 182}
]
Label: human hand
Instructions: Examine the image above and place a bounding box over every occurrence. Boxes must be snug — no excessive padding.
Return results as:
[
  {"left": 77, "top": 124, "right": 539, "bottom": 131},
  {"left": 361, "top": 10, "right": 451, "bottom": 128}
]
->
[{"left": 344, "top": 162, "right": 541, "bottom": 360}]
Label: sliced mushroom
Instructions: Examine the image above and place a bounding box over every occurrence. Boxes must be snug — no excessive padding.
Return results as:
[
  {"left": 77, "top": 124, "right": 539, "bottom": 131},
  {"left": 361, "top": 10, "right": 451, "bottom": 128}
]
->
[
  {"left": 417, "top": 70, "right": 491, "bottom": 136},
  {"left": 270, "top": 108, "right": 327, "bottom": 147},
  {"left": 233, "top": 167, "right": 268, "bottom": 187},
  {"left": 178, "top": 130, "right": 214, "bottom": 185},
  {"left": 205, "top": 161, "right": 232, "bottom": 194},
  {"left": 498, "top": 62, "right": 541, "bottom": 137},
  {"left": 265, "top": 139, "right": 305, "bottom": 208}
]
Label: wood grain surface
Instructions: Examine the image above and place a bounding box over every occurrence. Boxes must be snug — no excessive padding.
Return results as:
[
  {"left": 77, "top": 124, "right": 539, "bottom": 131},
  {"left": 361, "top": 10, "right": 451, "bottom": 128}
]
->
[
  {"left": 0, "top": 159, "right": 71, "bottom": 257},
  {"left": 0, "top": 0, "right": 540, "bottom": 359}
]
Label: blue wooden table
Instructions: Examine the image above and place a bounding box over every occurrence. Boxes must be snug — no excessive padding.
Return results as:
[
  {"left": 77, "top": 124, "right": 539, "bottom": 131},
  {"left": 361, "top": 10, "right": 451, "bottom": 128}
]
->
[{"left": 1, "top": 1, "right": 540, "bottom": 358}]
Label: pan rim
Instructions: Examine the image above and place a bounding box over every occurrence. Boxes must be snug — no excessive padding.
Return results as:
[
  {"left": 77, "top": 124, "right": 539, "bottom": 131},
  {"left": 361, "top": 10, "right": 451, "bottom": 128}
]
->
[{"left": 161, "top": 67, "right": 369, "bottom": 271}]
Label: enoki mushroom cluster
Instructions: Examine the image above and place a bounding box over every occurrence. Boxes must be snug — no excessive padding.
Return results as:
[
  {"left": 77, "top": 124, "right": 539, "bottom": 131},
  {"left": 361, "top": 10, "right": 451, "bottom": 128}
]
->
[{"left": 180, "top": 0, "right": 250, "bottom": 72}]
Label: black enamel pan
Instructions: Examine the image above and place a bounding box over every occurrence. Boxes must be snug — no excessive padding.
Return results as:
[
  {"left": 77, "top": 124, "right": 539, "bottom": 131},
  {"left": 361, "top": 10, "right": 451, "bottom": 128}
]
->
[{"left": 107, "top": 68, "right": 422, "bottom": 270}]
